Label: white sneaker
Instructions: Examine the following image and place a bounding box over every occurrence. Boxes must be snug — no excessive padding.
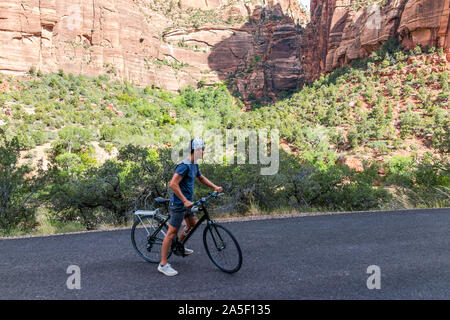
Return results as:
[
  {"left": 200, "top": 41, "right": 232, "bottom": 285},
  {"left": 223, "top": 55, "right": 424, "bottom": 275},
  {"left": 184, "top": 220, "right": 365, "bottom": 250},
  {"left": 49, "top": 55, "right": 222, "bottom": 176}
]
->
[
  {"left": 184, "top": 247, "right": 194, "bottom": 256},
  {"left": 158, "top": 263, "right": 178, "bottom": 276}
]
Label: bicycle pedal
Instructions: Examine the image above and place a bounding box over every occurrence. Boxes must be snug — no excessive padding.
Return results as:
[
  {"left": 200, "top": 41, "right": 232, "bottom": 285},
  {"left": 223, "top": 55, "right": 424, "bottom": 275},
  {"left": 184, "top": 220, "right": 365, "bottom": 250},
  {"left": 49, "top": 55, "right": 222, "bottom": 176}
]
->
[
  {"left": 171, "top": 239, "right": 186, "bottom": 256},
  {"left": 172, "top": 247, "right": 186, "bottom": 257}
]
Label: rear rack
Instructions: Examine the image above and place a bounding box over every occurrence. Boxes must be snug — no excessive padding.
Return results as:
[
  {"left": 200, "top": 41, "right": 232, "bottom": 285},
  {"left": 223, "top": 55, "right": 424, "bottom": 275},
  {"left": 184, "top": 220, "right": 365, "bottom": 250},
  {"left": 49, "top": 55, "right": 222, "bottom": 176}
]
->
[{"left": 134, "top": 209, "right": 158, "bottom": 217}]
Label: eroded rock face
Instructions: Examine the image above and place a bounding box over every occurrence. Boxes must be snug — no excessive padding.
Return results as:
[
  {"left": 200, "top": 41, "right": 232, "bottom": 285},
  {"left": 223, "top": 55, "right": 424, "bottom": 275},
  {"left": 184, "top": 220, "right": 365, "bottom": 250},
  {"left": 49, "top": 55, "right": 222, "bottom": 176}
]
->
[
  {"left": 180, "top": 0, "right": 306, "bottom": 24},
  {"left": 398, "top": 0, "right": 450, "bottom": 50},
  {"left": 300, "top": 0, "right": 335, "bottom": 83},
  {"left": 303, "top": 0, "right": 450, "bottom": 82},
  {"left": 0, "top": 0, "right": 308, "bottom": 104},
  {"left": 207, "top": 4, "right": 306, "bottom": 105},
  {"left": 0, "top": 0, "right": 448, "bottom": 104},
  {"left": 179, "top": 0, "right": 223, "bottom": 10},
  {"left": 324, "top": 0, "right": 405, "bottom": 72},
  {"left": 0, "top": 0, "right": 160, "bottom": 82}
]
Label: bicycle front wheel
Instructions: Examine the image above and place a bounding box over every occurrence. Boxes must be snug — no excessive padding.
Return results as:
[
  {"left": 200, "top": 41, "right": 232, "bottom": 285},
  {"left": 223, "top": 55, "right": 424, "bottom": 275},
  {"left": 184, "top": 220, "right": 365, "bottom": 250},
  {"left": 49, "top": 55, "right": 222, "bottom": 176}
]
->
[
  {"left": 203, "top": 223, "right": 242, "bottom": 273},
  {"left": 131, "top": 215, "right": 171, "bottom": 263}
]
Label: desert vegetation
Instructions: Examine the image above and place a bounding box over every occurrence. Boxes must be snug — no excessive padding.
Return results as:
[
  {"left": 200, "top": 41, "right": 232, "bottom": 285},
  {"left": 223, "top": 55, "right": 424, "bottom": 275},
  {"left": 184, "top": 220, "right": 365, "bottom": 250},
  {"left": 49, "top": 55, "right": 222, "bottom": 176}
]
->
[{"left": 0, "top": 39, "right": 448, "bottom": 236}]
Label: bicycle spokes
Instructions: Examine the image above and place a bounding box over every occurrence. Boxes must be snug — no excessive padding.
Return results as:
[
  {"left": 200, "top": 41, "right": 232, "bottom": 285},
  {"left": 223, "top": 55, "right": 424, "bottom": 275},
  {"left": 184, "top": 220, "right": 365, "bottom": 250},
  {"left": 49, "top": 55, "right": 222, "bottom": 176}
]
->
[{"left": 131, "top": 215, "right": 170, "bottom": 263}]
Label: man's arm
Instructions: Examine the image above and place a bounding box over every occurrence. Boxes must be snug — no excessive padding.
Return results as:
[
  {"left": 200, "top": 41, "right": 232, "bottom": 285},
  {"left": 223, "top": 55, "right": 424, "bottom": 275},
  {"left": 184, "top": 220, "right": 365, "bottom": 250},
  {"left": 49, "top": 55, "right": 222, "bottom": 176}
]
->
[
  {"left": 198, "top": 175, "right": 223, "bottom": 193},
  {"left": 169, "top": 173, "right": 192, "bottom": 208}
]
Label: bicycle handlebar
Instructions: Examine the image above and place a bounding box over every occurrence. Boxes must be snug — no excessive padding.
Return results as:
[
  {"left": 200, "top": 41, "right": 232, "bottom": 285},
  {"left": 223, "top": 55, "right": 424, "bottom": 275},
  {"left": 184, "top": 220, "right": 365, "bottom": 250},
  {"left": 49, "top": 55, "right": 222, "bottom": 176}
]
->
[{"left": 188, "top": 191, "right": 224, "bottom": 212}]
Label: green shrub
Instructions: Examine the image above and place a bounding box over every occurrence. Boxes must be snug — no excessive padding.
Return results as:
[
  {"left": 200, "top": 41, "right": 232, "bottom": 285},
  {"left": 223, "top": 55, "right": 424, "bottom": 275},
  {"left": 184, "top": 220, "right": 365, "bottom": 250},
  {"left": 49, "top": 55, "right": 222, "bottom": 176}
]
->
[
  {"left": 0, "top": 93, "right": 6, "bottom": 107},
  {"left": 28, "top": 66, "right": 36, "bottom": 75},
  {"left": 52, "top": 125, "right": 93, "bottom": 156},
  {"left": 47, "top": 159, "right": 134, "bottom": 229},
  {"left": 135, "top": 100, "right": 159, "bottom": 118},
  {"left": 386, "top": 155, "right": 414, "bottom": 186},
  {"left": 413, "top": 44, "right": 422, "bottom": 56},
  {"left": 0, "top": 129, "right": 41, "bottom": 232},
  {"left": 15, "top": 127, "right": 36, "bottom": 150},
  {"left": 399, "top": 107, "right": 421, "bottom": 138},
  {"left": 32, "top": 130, "right": 47, "bottom": 145}
]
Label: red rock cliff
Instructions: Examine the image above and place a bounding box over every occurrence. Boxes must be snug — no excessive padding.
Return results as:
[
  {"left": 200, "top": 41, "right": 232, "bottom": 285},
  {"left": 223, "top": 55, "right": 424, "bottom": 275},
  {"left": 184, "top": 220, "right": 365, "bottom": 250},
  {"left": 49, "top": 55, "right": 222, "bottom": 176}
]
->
[
  {"left": 0, "top": 0, "right": 307, "bottom": 96},
  {"left": 303, "top": 0, "right": 450, "bottom": 82},
  {"left": 0, "top": 0, "right": 448, "bottom": 101}
]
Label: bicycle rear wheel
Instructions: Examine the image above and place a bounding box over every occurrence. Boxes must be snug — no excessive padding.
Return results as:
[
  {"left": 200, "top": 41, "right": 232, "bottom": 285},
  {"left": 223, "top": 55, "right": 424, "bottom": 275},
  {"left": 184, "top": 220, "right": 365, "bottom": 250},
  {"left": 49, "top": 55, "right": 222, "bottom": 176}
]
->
[
  {"left": 203, "top": 223, "right": 242, "bottom": 273},
  {"left": 131, "top": 215, "right": 171, "bottom": 263}
]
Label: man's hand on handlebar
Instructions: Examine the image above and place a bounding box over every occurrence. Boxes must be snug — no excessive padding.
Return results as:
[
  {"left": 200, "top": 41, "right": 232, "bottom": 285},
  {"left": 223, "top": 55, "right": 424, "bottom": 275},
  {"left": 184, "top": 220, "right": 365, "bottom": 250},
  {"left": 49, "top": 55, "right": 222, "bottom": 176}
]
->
[
  {"left": 214, "top": 186, "right": 223, "bottom": 193},
  {"left": 183, "top": 200, "right": 193, "bottom": 208},
  {"left": 189, "top": 206, "right": 199, "bottom": 213}
]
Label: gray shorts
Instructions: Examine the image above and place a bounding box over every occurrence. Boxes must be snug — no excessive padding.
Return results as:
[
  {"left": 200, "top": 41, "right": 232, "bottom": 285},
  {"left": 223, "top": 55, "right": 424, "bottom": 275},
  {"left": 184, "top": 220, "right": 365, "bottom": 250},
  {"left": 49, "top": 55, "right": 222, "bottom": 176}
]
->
[{"left": 169, "top": 202, "right": 195, "bottom": 229}]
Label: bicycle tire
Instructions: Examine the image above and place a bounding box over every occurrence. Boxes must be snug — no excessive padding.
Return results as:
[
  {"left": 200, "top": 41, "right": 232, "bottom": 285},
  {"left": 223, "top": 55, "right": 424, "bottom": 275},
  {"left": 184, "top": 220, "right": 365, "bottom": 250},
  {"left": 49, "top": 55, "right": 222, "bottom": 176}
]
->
[
  {"left": 203, "top": 223, "right": 242, "bottom": 273},
  {"left": 131, "top": 215, "right": 172, "bottom": 263}
]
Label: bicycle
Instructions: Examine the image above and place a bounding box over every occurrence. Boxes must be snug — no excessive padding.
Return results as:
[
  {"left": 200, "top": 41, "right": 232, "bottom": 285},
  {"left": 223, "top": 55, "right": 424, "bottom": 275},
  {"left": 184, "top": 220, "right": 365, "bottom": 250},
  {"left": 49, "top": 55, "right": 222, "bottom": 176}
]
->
[{"left": 131, "top": 191, "right": 243, "bottom": 273}]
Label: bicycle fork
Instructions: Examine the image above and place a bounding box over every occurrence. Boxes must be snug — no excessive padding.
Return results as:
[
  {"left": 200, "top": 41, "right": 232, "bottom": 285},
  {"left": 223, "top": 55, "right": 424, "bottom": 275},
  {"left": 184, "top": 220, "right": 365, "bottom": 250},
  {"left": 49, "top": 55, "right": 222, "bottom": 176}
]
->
[{"left": 207, "top": 220, "right": 226, "bottom": 251}]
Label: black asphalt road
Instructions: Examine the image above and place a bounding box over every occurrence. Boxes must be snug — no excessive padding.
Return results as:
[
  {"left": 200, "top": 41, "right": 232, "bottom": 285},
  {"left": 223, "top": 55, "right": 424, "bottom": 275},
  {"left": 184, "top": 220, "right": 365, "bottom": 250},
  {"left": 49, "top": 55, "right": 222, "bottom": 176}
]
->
[{"left": 0, "top": 208, "right": 449, "bottom": 299}]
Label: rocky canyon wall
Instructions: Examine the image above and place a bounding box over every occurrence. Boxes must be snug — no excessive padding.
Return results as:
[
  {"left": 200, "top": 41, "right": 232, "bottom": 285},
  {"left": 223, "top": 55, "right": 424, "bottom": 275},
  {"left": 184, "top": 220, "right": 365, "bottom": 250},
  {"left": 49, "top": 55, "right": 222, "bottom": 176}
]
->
[
  {"left": 0, "top": 0, "right": 449, "bottom": 104},
  {"left": 0, "top": 0, "right": 308, "bottom": 102},
  {"left": 303, "top": 0, "right": 450, "bottom": 82}
]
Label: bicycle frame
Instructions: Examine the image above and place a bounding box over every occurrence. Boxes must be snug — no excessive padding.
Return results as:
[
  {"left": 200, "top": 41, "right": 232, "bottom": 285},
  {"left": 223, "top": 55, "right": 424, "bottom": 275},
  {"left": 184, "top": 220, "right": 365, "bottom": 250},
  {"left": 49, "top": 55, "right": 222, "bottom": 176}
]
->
[
  {"left": 179, "top": 205, "right": 210, "bottom": 245},
  {"left": 180, "top": 205, "right": 226, "bottom": 253},
  {"left": 146, "top": 202, "right": 221, "bottom": 247},
  {"left": 142, "top": 192, "right": 226, "bottom": 254}
]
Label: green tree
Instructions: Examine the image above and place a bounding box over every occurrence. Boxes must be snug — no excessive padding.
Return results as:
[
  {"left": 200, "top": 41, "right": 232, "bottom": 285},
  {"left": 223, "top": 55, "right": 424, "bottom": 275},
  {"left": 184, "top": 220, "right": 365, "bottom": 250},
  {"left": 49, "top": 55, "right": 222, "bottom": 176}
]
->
[
  {"left": 46, "top": 159, "right": 135, "bottom": 229},
  {"left": 0, "top": 129, "right": 42, "bottom": 233}
]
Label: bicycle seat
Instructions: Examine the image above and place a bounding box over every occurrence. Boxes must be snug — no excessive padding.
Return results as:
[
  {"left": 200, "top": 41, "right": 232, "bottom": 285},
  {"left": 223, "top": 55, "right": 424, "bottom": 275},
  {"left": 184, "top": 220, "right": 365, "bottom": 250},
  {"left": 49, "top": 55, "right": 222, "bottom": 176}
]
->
[{"left": 154, "top": 197, "right": 170, "bottom": 204}]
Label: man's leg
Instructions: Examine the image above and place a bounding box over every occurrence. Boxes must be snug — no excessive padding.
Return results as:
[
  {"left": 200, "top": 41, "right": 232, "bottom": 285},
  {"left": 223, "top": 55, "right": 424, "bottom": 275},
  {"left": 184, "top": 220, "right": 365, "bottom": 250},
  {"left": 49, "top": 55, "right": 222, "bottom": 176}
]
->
[
  {"left": 178, "top": 215, "right": 197, "bottom": 242},
  {"left": 160, "top": 225, "right": 179, "bottom": 266},
  {"left": 160, "top": 204, "right": 185, "bottom": 265}
]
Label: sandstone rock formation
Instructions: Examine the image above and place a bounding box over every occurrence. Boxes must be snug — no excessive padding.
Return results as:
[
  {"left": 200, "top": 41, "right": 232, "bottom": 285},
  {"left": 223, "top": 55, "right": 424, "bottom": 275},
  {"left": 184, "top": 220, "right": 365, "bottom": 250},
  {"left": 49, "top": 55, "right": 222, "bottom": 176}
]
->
[
  {"left": 0, "top": 0, "right": 307, "bottom": 102},
  {"left": 207, "top": 4, "right": 307, "bottom": 105},
  {"left": 303, "top": 0, "right": 450, "bottom": 82},
  {"left": 0, "top": 0, "right": 449, "bottom": 105},
  {"left": 398, "top": 0, "right": 450, "bottom": 50},
  {"left": 0, "top": 0, "right": 160, "bottom": 83},
  {"left": 180, "top": 0, "right": 306, "bottom": 24}
]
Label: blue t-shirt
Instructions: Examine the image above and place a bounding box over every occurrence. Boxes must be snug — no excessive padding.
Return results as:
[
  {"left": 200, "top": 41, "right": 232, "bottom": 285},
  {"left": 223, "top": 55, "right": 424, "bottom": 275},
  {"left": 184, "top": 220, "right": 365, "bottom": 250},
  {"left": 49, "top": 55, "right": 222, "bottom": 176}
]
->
[{"left": 170, "top": 158, "right": 202, "bottom": 206}]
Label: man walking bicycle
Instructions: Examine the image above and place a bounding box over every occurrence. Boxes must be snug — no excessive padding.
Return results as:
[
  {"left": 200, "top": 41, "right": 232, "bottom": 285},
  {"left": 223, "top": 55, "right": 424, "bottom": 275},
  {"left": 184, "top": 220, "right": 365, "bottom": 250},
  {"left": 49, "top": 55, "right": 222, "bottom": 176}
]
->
[{"left": 158, "top": 139, "right": 223, "bottom": 276}]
